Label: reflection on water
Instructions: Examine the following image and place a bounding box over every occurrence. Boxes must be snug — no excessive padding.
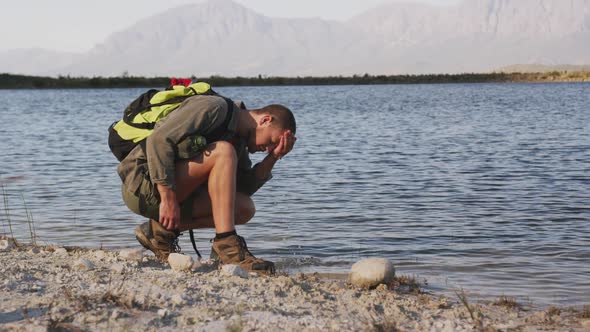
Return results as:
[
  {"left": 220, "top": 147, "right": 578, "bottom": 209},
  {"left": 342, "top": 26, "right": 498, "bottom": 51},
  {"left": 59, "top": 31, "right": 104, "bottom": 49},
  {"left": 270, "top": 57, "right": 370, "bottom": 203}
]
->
[{"left": 0, "top": 83, "right": 589, "bottom": 307}]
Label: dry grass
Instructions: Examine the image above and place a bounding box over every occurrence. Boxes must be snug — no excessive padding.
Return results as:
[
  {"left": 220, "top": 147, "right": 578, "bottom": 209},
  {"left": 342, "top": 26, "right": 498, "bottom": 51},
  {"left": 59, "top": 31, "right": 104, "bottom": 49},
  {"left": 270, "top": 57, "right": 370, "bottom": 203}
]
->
[
  {"left": 544, "top": 306, "right": 562, "bottom": 323},
  {"left": 417, "top": 294, "right": 432, "bottom": 305},
  {"left": 59, "top": 274, "right": 148, "bottom": 318},
  {"left": 47, "top": 318, "right": 85, "bottom": 332},
  {"left": 1, "top": 183, "right": 16, "bottom": 243},
  {"left": 493, "top": 296, "right": 523, "bottom": 311},
  {"left": 46, "top": 300, "right": 84, "bottom": 332},
  {"left": 578, "top": 305, "right": 590, "bottom": 319},
  {"left": 1, "top": 186, "right": 37, "bottom": 246},
  {"left": 21, "top": 192, "right": 37, "bottom": 246},
  {"left": 390, "top": 274, "right": 425, "bottom": 294},
  {"left": 454, "top": 288, "right": 500, "bottom": 331},
  {"left": 456, "top": 289, "right": 478, "bottom": 322},
  {"left": 546, "top": 306, "right": 561, "bottom": 317},
  {"left": 365, "top": 314, "right": 401, "bottom": 332},
  {"left": 99, "top": 274, "right": 147, "bottom": 310}
]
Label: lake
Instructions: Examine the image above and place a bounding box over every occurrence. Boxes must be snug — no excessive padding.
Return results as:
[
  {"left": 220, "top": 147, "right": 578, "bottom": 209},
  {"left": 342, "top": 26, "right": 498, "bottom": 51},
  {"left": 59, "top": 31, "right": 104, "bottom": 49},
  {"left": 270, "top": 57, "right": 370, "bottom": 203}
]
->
[{"left": 0, "top": 83, "right": 588, "bottom": 307}]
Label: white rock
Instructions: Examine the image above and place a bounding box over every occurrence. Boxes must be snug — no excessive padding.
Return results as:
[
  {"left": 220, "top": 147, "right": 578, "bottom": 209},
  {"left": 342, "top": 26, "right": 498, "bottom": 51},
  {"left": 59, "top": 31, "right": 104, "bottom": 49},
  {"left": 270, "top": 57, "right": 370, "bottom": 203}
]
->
[
  {"left": 111, "top": 309, "right": 121, "bottom": 319},
  {"left": 119, "top": 248, "right": 143, "bottom": 263},
  {"left": 73, "top": 258, "right": 95, "bottom": 271},
  {"left": 157, "top": 309, "right": 169, "bottom": 318},
  {"left": 54, "top": 248, "right": 68, "bottom": 255},
  {"left": 94, "top": 250, "right": 107, "bottom": 260},
  {"left": 349, "top": 258, "right": 395, "bottom": 288},
  {"left": 168, "top": 253, "right": 193, "bottom": 271},
  {"left": 200, "top": 316, "right": 242, "bottom": 332},
  {"left": 0, "top": 239, "right": 15, "bottom": 251},
  {"left": 171, "top": 294, "right": 186, "bottom": 306},
  {"left": 221, "top": 264, "right": 249, "bottom": 278},
  {"left": 442, "top": 323, "right": 456, "bottom": 332},
  {"left": 110, "top": 263, "right": 125, "bottom": 274},
  {"left": 443, "top": 319, "right": 456, "bottom": 330}
]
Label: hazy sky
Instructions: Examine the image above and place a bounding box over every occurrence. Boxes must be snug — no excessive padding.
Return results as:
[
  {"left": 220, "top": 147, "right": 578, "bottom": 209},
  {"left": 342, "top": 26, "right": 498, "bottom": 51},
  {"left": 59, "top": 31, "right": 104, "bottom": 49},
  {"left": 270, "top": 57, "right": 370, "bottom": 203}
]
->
[{"left": 0, "top": 0, "right": 459, "bottom": 52}]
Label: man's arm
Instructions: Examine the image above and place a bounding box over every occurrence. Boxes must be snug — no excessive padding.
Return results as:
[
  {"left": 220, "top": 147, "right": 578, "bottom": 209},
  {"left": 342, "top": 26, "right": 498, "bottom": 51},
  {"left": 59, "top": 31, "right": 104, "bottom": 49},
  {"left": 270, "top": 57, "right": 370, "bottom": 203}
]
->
[
  {"left": 157, "top": 184, "right": 180, "bottom": 230},
  {"left": 237, "top": 130, "right": 296, "bottom": 195},
  {"left": 253, "top": 153, "right": 278, "bottom": 180}
]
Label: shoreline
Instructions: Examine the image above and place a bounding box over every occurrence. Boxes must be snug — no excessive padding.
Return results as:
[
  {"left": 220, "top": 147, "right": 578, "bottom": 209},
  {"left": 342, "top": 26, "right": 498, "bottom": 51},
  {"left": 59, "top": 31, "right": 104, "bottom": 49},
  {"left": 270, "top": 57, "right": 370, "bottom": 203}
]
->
[
  {"left": 1, "top": 72, "right": 589, "bottom": 90},
  {"left": 1, "top": 239, "right": 588, "bottom": 331}
]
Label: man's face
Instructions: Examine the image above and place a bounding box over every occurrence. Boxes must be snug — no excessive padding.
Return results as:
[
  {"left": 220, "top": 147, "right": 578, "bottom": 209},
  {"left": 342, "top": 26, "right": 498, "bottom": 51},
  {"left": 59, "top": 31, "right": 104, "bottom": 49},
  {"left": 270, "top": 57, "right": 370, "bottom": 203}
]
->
[{"left": 248, "top": 116, "right": 285, "bottom": 154}]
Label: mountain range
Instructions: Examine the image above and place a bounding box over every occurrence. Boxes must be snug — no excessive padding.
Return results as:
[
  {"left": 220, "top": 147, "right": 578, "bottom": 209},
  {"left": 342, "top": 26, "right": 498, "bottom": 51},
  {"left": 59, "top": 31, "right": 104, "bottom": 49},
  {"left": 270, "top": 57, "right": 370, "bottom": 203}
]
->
[{"left": 2, "top": 0, "right": 589, "bottom": 76}]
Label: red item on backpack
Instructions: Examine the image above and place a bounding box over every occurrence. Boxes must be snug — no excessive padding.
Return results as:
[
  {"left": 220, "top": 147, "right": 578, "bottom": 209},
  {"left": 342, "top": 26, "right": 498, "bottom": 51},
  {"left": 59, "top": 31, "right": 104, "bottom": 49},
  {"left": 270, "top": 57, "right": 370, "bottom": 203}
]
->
[{"left": 170, "top": 77, "right": 192, "bottom": 87}]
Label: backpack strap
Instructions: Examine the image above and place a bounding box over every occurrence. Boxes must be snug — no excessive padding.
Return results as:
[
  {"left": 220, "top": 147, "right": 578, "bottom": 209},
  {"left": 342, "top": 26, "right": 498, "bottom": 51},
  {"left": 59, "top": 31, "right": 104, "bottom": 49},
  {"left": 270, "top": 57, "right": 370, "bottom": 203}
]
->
[
  {"left": 204, "top": 97, "right": 235, "bottom": 142},
  {"left": 189, "top": 229, "right": 202, "bottom": 259}
]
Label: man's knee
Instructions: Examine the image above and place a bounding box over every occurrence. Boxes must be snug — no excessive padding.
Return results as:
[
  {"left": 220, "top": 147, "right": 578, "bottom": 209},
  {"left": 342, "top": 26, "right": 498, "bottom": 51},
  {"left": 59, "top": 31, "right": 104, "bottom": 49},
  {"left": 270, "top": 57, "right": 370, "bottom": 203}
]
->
[
  {"left": 208, "top": 141, "right": 237, "bottom": 164},
  {"left": 235, "top": 193, "right": 255, "bottom": 225}
]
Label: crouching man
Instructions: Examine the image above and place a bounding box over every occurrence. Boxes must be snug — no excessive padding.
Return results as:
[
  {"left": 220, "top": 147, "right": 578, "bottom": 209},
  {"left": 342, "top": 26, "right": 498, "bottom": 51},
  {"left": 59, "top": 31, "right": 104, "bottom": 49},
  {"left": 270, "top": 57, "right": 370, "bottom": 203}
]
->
[{"left": 117, "top": 94, "right": 296, "bottom": 274}]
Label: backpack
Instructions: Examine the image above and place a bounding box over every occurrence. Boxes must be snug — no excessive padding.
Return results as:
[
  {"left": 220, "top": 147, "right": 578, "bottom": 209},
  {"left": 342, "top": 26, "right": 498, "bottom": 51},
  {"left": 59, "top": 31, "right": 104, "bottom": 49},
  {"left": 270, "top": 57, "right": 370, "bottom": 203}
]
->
[{"left": 108, "top": 82, "right": 235, "bottom": 162}]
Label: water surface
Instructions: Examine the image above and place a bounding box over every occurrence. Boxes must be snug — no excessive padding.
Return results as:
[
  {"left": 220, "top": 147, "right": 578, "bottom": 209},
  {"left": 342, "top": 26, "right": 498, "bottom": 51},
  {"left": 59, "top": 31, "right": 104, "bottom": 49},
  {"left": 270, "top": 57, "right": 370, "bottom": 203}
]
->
[{"left": 1, "top": 83, "right": 588, "bottom": 307}]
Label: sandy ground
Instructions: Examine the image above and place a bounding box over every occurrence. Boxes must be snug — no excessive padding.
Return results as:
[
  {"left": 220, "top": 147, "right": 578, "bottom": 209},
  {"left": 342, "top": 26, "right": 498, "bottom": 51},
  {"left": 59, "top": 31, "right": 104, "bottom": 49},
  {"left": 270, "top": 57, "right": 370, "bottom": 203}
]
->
[{"left": 1, "top": 239, "right": 589, "bottom": 332}]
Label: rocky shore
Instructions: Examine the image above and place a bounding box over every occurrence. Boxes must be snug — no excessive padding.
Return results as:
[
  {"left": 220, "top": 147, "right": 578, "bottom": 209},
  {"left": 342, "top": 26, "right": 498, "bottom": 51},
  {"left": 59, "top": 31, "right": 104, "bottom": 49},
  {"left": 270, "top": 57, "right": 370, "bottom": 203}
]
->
[{"left": 1, "top": 238, "right": 588, "bottom": 331}]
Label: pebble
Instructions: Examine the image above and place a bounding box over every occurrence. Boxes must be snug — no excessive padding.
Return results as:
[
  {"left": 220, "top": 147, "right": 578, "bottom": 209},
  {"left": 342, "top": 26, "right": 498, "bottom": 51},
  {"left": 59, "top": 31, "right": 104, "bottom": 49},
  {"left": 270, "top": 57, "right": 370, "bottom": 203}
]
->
[
  {"left": 94, "top": 250, "right": 107, "bottom": 260},
  {"left": 54, "top": 248, "right": 68, "bottom": 256},
  {"left": 171, "top": 294, "right": 186, "bottom": 306},
  {"left": 220, "top": 264, "right": 249, "bottom": 278},
  {"left": 157, "top": 309, "right": 169, "bottom": 318},
  {"left": 28, "top": 247, "right": 40, "bottom": 254},
  {"left": 73, "top": 258, "right": 95, "bottom": 271},
  {"left": 200, "top": 315, "right": 242, "bottom": 332},
  {"left": 168, "top": 253, "right": 193, "bottom": 271},
  {"left": 119, "top": 249, "right": 143, "bottom": 263},
  {"left": 349, "top": 258, "right": 395, "bottom": 288},
  {"left": 110, "top": 263, "right": 125, "bottom": 274},
  {"left": 440, "top": 319, "right": 456, "bottom": 332},
  {"left": 0, "top": 239, "right": 15, "bottom": 251},
  {"left": 375, "top": 283, "right": 388, "bottom": 291},
  {"left": 111, "top": 309, "right": 121, "bottom": 319}
]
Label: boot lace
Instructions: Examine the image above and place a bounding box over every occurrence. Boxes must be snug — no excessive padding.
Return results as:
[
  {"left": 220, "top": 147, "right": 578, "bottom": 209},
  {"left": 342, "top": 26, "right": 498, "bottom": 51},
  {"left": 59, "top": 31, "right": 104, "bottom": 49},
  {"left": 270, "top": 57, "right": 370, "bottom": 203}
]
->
[
  {"left": 171, "top": 234, "right": 182, "bottom": 254},
  {"left": 237, "top": 235, "right": 255, "bottom": 261}
]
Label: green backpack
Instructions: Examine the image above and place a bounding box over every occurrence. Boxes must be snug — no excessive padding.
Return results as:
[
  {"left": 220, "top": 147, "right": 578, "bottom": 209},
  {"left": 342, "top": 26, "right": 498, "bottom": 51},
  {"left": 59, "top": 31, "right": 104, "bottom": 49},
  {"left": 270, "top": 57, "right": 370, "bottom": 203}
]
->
[{"left": 108, "top": 82, "right": 235, "bottom": 161}]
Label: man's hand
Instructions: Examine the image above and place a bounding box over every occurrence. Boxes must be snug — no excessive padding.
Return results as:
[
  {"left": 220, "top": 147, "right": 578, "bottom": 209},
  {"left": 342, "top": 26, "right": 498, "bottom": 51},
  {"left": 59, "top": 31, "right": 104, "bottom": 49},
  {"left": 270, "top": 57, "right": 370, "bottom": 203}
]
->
[
  {"left": 271, "top": 130, "right": 297, "bottom": 160},
  {"left": 157, "top": 184, "right": 180, "bottom": 230}
]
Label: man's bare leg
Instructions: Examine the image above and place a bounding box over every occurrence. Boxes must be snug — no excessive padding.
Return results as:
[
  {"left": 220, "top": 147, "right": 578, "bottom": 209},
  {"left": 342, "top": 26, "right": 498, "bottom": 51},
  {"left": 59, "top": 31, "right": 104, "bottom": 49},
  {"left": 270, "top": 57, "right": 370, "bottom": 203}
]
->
[
  {"left": 177, "top": 191, "right": 255, "bottom": 231},
  {"left": 172, "top": 141, "right": 274, "bottom": 274},
  {"left": 173, "top": 141, "right": 238, "bottom": 233}
]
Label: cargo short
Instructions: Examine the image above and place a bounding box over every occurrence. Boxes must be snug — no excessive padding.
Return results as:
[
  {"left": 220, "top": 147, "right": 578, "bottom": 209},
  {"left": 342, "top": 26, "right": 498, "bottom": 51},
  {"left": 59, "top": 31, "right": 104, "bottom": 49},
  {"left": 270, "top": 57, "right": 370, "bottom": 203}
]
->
[{"left": 121, "top": 174, "right": 200, "bottom": 223}]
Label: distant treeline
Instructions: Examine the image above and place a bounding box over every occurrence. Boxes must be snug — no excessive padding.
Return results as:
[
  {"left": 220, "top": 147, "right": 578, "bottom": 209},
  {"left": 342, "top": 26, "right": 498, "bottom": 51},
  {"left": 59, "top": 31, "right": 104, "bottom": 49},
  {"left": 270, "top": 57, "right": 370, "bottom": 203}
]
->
[{"left": 1, "top": 71, "right": 589, "bottom": 89}]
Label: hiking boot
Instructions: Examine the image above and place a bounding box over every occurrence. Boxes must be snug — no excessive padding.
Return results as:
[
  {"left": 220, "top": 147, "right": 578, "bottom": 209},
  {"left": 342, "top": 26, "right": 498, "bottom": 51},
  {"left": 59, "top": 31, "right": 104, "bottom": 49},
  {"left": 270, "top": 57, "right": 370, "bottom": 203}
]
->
[
  {"left": 135, "top": 219, "right": 180, "bottom": 261},
  {"left": 211, "top": 234, "right": 275, "bottom": 275}
]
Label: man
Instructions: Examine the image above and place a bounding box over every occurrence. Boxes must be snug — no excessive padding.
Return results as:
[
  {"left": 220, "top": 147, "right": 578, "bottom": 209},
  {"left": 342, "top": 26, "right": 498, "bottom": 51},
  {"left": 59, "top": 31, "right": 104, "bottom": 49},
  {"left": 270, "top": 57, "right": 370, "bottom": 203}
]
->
[{"left": 117, "top": 94, "right": 296, "bottom": 274}]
